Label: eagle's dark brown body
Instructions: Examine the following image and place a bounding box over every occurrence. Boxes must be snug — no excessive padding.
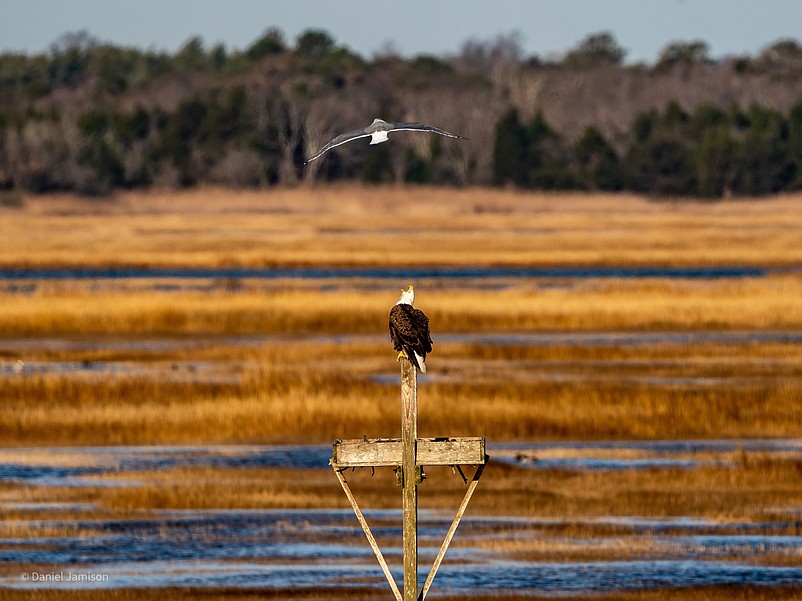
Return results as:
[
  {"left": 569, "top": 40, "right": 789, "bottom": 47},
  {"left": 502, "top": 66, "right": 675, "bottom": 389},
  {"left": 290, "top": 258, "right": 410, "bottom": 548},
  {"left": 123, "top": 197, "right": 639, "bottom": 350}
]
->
[{"left": 389, "top": 302, "right": 433, "bottom": 373}]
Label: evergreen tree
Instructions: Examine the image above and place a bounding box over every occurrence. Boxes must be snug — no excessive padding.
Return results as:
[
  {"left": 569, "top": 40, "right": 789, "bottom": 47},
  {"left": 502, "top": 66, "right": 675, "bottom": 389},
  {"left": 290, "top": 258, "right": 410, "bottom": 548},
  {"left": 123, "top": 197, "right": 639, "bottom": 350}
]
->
[
  {"left": 524, "top": 112, "right": 572, "bottom": 189},
  {"left": 245, "top": 28, "right": 286, "bottom": 61},
  {"left": 575, "top": 126, "right": 623, "bottom": 191},
  {"left": 563, "top": 32, "right": 626, "bottom": 68},
  {"left": 785, "top": 101, "right": 802, "bottom": 188},
  {"left": 360, "top": 143, "right": 393, "bottom": 183},
  {"left": 157, "top": 98, "right": 209, "bottom": 186},
  {"left": 695, "top": 126, "right": 737, "bottom": 197},
  {"left": 295, "top": 29, "right": 336, "bottom": 60},
  {"left": 733, "top": 107, "right": 792, "bottom": 195},
  {"left": 626, "top": 103, "right": 697, "bottom": 196},
  {"left": 492, "top": 108, "right": 527, "bottom": 186},
  {"left": 174, "top": 37, "right": 208, "bottom": 71},
  {"left": 627, "top": 135, "right": 696, "bottom": 196},
  {"left": 655, "top": 40, "right": 711, "bottom": 71}
]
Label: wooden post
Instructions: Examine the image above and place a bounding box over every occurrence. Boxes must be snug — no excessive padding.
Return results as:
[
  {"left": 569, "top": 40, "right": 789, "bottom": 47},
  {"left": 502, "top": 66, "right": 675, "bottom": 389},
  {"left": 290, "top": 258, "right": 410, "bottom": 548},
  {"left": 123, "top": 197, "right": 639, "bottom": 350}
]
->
[{"left": 400, "top": 357, "right": 418, "bottom": 601}]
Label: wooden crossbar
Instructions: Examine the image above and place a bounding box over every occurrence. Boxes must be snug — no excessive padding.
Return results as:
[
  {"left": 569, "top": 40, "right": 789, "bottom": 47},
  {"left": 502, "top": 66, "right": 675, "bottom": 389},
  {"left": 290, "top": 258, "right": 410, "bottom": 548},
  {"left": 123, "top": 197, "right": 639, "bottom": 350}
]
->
[{"left": 332, "top": 437, "right": 486, "bottom": 468}]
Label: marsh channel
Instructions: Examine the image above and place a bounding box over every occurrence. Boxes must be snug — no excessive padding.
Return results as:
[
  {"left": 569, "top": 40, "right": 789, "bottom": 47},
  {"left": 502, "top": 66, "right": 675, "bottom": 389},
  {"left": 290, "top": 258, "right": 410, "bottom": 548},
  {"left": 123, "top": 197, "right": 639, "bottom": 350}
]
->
[{"left": 2, "top": 442, "right": 802, "bottom": 596}]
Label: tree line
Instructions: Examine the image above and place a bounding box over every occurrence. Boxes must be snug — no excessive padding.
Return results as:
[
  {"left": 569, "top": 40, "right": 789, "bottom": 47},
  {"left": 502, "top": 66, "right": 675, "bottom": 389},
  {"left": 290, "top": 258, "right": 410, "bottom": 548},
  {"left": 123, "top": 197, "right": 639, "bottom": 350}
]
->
[
  {"left": 2, "top": 28, "right": 802, "bottom": 197},
  {"left": 494, "top": 101, "right": 802, "bottom": 197}
]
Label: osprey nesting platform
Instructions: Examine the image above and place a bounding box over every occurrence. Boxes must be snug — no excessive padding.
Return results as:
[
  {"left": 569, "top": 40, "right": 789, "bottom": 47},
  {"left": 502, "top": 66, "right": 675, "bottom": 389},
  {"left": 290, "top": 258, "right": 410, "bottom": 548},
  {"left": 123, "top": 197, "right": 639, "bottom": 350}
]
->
[{"left": 331, "top": 356, "right": 488, "bottom": 601}]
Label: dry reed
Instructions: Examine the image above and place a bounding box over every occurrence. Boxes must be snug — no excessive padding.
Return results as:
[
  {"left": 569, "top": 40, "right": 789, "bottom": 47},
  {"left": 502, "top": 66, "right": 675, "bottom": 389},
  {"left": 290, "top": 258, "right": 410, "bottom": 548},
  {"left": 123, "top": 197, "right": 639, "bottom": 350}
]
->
[
  {"left": 3, "top": 276, "right": 802, "bottom": 337},
  {"left": 2, "top": 326, "right": 801, "bottom": 445},
  {"left": 2, "top": 187, "right": 802, "bottom": 269}
]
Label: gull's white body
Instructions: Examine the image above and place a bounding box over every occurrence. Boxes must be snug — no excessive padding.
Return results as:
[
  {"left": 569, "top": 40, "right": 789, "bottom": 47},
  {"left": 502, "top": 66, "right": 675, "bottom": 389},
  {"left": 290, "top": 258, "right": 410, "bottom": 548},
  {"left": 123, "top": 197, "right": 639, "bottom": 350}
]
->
[{"left": 370, "top": 129, "right": 390, "bottom": 145}]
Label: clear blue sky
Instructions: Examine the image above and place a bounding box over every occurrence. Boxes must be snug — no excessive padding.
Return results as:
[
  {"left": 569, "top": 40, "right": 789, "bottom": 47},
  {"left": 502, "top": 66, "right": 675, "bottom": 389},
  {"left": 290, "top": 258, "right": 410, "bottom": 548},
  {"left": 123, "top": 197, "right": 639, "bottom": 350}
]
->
[{"left": 2, "top": 0, "right": 800, "bottom": 63}]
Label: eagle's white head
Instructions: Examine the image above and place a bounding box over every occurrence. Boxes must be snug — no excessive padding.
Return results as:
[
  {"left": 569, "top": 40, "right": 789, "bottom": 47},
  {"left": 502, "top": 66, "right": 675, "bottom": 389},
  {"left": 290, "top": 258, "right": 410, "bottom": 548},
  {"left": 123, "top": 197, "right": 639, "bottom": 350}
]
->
[{"left": 396, "top": 284, "right": 414, "bottom": 305}]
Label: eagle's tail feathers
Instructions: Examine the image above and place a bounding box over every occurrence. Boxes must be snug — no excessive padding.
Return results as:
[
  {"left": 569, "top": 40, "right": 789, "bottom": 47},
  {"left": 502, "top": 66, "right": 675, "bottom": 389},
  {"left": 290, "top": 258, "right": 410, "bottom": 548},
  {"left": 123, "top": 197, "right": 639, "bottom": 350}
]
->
[{"left": 414, "top": 352, "right": 426, "bottom": 373}]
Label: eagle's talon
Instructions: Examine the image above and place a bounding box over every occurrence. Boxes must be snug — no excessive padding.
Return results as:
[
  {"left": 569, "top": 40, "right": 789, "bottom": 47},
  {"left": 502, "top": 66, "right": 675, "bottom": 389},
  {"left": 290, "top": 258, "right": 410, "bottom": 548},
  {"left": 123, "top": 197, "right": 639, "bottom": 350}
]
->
[{"left": 396, "top": 350, "right": 406, "bottom": 363}]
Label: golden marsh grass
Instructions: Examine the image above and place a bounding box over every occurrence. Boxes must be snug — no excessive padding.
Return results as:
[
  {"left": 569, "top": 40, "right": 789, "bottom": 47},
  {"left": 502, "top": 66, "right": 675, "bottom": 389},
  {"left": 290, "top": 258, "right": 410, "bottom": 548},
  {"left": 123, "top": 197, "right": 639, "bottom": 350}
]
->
[
  {"left": 3, "top": 333, "right": 801, "bottom": 445},
  {"left": 2, "top": 276, "right": 802, "bottom": 337},
  {"left": 2, "top": 187, "right": 802, "bottom": 269}
]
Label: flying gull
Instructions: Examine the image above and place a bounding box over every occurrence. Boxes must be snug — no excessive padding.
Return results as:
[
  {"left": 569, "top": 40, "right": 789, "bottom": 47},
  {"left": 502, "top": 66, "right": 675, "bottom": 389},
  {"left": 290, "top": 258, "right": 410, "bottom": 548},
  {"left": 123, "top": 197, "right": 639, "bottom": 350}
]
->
[{"left": 305, "top": 118, "right": 468, "bottom": 163}]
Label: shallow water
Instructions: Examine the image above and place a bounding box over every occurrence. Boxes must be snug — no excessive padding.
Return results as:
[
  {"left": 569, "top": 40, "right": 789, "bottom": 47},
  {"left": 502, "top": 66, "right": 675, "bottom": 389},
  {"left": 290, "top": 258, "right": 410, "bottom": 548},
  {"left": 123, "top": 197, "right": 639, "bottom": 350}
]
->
[
  {"left": 4, "top": 330, "right": 801, "bottom": 352},
  {"left": 0, "top": 265, "right": 771, "bottom": 282},
  {"left": 0, "top": 445, "right": 331, "bottom": 486},
  {"left": 2, "top": 440, "right": 801, "bottom": 487},
  {"left": 3, "top": 507, "right": 802, "bottom": 593},
  {"left": 2, "top": 443, "right": 802, "bottom": 595},
  {"left": 4, "top": 329, "right": 801, "bottom": 388},
  {"left": 492, "top": 439, "right": 802, "bottom": 471},
  {"left": 6, "top": 559, "right": 802, "bottom": 593}
]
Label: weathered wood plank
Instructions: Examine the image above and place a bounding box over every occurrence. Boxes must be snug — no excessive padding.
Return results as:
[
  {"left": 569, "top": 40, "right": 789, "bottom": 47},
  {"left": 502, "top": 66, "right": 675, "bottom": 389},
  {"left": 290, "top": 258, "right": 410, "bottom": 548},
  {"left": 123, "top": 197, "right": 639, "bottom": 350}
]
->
[
  {"left": 332, "top": 437, "right": 486, "bottom": 467},
  {"left": 419, "top": 438, "right": 485, "bottom": 465}
]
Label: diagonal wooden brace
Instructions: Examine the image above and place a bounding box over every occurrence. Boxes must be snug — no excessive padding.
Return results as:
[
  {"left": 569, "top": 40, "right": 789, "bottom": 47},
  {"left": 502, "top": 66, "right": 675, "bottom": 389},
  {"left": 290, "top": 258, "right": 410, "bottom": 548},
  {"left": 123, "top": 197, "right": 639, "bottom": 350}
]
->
[
  {"left": 418, "top": 461, "right": 487, "bottom": 601},
  {"left": 332, "top": 465, "right": 402, "bottom": 601}
]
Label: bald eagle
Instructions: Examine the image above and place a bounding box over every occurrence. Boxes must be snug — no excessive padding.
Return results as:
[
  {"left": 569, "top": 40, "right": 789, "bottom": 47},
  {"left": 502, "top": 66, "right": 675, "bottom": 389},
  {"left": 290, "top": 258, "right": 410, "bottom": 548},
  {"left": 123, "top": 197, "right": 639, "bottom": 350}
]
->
[{"left": 389, "top": 285, "right": 433, "bottom": 373}]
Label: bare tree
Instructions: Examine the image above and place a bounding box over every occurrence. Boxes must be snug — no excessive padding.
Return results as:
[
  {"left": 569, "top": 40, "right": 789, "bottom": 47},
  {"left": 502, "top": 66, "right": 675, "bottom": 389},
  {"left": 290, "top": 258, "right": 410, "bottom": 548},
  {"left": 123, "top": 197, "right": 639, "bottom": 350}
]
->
[
  {"left": 274, "top": 83, "right": 310, "bottom": 185},
  {"left": 453, "top": 32, "right": 524, "bottom": 87},
  {"left": 398, "top": 83, "right": 499, "bottom": 185},
  {"left": 7, "top": 119, "right": 89, "bottom": 192},
  {"left": 301, "top": 93, "right": 363, "bottom": 183}
]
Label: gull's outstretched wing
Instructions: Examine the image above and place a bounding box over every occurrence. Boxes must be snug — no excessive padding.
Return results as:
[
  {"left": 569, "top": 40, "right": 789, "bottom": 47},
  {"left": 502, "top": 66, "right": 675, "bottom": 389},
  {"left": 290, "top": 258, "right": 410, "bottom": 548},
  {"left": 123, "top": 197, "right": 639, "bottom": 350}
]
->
[
  {"left": 305, "top": 128, "right": 371, "bottom": 163},
  {"left": 389, "top": 122, "right": 469, "bottom": 140}
]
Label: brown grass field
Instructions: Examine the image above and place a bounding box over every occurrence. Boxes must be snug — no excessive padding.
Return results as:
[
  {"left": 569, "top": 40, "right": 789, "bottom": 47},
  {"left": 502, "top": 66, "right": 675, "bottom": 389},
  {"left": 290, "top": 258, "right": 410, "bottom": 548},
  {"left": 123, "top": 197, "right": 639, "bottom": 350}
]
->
[
  {"left": 1, "top": 331, "right": 802, "bottom": 444},
  {"left": 2, "top": 186, "right": 802, "bottom": 269},
  {"left": 2, "top": 186, "right": 802, "bottom": 600},
  {"left": 0, "top": 186, "right": 799, "bottom": 445}
]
